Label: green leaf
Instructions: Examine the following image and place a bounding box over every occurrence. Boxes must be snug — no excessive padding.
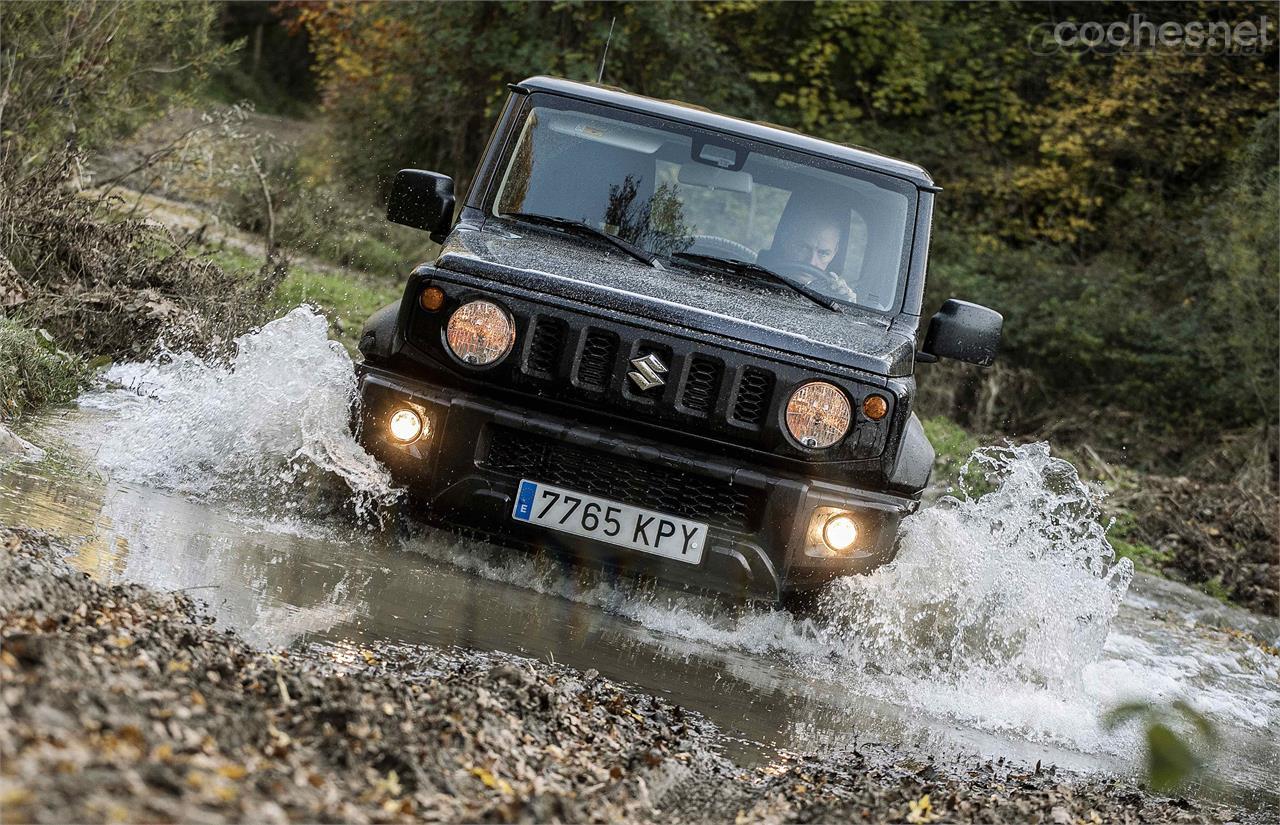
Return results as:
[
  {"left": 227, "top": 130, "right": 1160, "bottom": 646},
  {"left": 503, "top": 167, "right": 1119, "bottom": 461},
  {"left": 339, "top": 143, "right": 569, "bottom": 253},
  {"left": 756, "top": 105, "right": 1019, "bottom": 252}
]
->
[
  {"left": 1145, "top": 723, "right": 1198, "bottom": 794},
  {"left": 1101, "top": 701, "right": 1151, "bottom": 731}
]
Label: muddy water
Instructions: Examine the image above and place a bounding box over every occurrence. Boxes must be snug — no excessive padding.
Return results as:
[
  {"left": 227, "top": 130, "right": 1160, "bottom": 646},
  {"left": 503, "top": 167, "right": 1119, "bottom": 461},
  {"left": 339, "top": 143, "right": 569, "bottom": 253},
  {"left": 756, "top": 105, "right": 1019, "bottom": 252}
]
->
[{"left": 1, "top": 310, "right": 1277, "bottom": 812}]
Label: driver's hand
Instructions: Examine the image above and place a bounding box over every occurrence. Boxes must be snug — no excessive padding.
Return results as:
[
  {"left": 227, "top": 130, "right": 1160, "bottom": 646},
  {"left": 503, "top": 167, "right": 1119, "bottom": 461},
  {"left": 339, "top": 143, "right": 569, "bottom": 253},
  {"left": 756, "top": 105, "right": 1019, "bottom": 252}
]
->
[{"left": 815, "top": 271, "right": 858, "bottom": 303}]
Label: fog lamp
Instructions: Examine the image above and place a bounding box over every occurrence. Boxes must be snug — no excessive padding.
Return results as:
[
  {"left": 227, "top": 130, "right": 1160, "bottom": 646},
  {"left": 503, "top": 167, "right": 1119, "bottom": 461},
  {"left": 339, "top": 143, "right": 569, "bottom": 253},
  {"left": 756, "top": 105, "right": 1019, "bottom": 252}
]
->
[
  {"left": 388, "top": 408, "right": 424, "bottom": 443},
  {"left": 822, "top": 513, "right": 858, "bottom": 552}
]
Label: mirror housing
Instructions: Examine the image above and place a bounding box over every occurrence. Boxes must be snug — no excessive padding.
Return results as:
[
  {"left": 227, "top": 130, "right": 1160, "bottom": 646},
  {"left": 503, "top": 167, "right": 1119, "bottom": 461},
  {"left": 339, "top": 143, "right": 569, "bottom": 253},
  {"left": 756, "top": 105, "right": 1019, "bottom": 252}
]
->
[
  {"left": 921, "top": 299, "right": 1003, "bottom": 366},
  {"left": 387, "top": 169, "right": 455, "bottom": 242}
]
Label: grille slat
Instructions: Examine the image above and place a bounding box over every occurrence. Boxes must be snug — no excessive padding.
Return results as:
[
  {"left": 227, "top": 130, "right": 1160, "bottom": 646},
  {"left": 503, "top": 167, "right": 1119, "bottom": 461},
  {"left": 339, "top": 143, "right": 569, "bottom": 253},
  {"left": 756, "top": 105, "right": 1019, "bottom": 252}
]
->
[
  {"left": 576, "top": 329, "right": 618, "bottom": 389},
  {"left": 682, "top": 356, "right": 722, "bottom": 416},
  {"left": 731, "top": 367, "right": 774, "bottom": 426},
  {"left": 526, "top": 318, "right": 566, "bottom": 377},
  {"left": 482, "top": 428, "right": 761, "bottom": 531}
]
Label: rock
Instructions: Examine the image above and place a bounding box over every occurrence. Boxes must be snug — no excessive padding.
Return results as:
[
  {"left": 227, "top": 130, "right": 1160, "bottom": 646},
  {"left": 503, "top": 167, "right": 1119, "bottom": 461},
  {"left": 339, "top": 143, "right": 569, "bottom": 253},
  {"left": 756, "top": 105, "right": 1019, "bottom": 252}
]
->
[
  {"left": 4, "top": 632, "right": 45, "bottom": 665},
  {"left": 0, "top": 425, "right": 44, "bottom": 462}
]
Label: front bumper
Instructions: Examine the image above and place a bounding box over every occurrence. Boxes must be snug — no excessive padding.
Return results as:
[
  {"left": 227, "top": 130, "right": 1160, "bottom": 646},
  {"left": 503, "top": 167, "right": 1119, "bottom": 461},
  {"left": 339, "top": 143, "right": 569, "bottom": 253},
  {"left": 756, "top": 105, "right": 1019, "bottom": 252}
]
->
[{"left": 357, "top": 365, "right": 916, "bottom": 600}]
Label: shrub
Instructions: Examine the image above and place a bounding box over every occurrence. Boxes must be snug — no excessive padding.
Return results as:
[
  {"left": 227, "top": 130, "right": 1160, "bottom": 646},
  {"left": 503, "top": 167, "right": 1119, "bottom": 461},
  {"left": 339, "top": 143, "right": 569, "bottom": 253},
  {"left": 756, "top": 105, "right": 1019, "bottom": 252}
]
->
[
  {"left": 0, "top": 152, "right": 284, "bottom": 359},
  {"left": 0, "top": 320, "right": 88, "bottom": 421}
]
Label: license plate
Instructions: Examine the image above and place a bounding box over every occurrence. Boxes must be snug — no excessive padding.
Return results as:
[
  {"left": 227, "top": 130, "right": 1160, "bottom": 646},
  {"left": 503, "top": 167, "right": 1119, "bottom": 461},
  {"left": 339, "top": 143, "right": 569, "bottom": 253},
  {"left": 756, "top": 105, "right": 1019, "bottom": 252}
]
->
[{"left": 511, "top": 479, "right": 707, "bottom": 564}]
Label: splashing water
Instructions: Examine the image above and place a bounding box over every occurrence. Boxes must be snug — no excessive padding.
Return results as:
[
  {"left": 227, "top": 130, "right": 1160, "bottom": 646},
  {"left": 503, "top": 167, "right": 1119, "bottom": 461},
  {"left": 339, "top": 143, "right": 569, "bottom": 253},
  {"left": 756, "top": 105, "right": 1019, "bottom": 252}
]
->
[
  {"left": 81, "top": 306, "right": 399, "bottom": 521},
  {"left": 821, "top": 442, "right": 1133, "bottom": 688},
  {"left": 803, "top": 442, "right": 1138, "bottom": 750},
  {"left": 25, "top": 314, "right": 1271, "bottom": 796}
]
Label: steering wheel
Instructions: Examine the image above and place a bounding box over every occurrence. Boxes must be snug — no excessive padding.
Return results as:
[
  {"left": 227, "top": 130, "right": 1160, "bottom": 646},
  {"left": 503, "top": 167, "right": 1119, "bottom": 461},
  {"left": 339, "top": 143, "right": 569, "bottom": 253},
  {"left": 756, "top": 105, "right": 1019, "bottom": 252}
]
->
[
  {"left": 772, "top": 261, "right": 857, "bottom": 302},
  {"left": 686, "top": 234, "right": 757, "bottom": 263},
  {"left": 774, "top": 261, "right": 835, "bottom": 287}
]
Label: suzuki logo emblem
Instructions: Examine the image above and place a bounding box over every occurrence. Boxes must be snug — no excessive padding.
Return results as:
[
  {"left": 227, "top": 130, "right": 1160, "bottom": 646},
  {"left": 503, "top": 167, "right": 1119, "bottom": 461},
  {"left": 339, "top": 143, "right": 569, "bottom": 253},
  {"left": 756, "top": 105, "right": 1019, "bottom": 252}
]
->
[{"left": 628, "top": 353, "right": 668, "bottom": 391}]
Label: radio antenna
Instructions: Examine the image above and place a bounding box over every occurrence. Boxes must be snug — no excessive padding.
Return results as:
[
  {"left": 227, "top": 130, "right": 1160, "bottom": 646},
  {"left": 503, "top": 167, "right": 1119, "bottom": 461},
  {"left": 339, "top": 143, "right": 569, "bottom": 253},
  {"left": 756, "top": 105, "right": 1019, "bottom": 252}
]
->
[{"left": 597, "top": 16, "right": 616, "bottom": 84}]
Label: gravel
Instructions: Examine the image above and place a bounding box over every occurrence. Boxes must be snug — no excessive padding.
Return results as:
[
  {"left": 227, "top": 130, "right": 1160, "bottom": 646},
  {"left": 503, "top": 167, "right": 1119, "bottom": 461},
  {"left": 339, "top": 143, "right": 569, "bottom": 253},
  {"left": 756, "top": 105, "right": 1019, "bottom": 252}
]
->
[{"left": 0, "top": 526, "right": 1259, "bottom": 824}]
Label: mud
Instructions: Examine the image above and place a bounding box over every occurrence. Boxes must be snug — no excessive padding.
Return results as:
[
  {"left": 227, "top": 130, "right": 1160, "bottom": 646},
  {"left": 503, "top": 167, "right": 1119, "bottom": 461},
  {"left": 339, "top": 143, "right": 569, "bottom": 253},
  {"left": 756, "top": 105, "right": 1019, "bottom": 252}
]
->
[{"left": 1, "top": 526, "right": 1258, "bottom": 824}]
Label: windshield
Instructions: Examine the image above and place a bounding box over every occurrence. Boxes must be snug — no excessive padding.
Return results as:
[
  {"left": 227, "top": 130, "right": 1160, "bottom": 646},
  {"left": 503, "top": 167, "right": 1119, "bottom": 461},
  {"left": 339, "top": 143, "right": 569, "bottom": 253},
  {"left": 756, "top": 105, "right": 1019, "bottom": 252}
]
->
[{"left": 491, "top": 95, "right": 916, "bottom": 312}]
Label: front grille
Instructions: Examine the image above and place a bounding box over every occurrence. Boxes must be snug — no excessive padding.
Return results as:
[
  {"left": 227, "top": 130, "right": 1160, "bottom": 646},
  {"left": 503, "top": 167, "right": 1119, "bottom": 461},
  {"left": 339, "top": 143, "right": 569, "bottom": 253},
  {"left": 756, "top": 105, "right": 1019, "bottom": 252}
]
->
[
  {"left": 682, "top": 356, "right": 722, "bottom": 415},
  {"left": 732, "top": 367, "right": 774, "bottom": 426},
  {"left": 526, "top": 317, "right": 565, "bottom": 377},
  {"left": 481, "top": 428, "right": 762, "bottom": 531},
  {"left": 576, "top": 329, "right": 617, "bottom": 389}
]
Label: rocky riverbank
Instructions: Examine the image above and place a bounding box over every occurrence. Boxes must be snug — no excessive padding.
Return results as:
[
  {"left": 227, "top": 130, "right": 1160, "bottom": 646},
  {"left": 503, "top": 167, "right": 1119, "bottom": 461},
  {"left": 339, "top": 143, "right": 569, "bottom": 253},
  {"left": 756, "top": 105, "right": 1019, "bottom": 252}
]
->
[{"left": 0, "top": 526, "right": 1258, "bottom": 824}]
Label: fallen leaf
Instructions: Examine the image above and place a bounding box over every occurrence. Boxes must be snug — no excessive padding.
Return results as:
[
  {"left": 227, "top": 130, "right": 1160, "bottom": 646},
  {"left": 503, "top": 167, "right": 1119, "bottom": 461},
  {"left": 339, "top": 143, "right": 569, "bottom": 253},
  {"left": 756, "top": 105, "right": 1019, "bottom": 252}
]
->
[
  {"left": 907, "top": 793, "right": 940, "bottom": 824},
  {"left": 471, "top": 767, "right": 497, "bottom": 789}
]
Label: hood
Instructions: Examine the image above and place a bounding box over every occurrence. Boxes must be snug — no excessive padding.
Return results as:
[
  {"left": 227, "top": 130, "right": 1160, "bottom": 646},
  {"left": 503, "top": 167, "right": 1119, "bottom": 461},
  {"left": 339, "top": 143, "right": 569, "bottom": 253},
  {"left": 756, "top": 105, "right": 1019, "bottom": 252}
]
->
[{"left": 436, "top": 223, "right": 917, "bottom": 377}]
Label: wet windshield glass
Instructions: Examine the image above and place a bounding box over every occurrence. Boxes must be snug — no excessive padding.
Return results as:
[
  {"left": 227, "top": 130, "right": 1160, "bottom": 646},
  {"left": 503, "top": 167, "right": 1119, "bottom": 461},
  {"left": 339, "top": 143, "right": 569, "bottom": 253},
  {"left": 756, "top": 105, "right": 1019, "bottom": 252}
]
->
[{"left": 492, "top": 98, "right": 916, "bottom": 312}]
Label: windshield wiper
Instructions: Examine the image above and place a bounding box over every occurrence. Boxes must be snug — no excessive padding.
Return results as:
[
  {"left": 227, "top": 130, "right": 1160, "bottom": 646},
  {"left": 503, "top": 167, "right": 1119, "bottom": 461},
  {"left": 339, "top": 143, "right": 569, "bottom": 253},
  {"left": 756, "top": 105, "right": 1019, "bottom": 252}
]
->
[
  {"left": 501, "top": 211, "right": 660, "bottom": 268},
  {"left": 671, "top": 252, "right": 840, "bottom": 312}
]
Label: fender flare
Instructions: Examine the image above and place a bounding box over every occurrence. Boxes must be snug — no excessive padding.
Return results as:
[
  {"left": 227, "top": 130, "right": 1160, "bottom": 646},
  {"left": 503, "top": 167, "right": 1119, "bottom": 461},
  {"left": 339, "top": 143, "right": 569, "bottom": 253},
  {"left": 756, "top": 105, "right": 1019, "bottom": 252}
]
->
[
  {"left": 358, "top": 300, "right": 402, "bottom": 362},
  {"left": 888, "top": 412, "right": 934, "bottom": 494}
]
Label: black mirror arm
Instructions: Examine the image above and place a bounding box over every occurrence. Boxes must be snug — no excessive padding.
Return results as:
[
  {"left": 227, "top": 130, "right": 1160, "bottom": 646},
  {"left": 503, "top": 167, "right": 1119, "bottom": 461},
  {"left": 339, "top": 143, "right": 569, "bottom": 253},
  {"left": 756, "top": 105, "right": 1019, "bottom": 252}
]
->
[{"left": 915, "top": 351, "right": 939, "bottom": 364}]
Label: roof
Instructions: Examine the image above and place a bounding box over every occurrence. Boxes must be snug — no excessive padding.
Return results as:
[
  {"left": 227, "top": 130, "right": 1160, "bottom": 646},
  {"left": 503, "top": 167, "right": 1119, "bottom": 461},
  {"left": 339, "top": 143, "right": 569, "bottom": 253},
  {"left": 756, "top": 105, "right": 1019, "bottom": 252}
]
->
[{"left": 513, "top": 76, "right": 936, "bottom": 189}]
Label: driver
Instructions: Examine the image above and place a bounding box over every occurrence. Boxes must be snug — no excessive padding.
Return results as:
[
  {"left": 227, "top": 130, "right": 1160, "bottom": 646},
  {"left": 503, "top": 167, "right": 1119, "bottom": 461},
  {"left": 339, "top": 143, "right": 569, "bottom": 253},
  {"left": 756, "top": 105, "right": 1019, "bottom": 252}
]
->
[
  {"left": 780, "top": 220, "right": 840, "bottom": 273},
  {"left": 761, "top": 209, "right": 857, "bottom": 302}
]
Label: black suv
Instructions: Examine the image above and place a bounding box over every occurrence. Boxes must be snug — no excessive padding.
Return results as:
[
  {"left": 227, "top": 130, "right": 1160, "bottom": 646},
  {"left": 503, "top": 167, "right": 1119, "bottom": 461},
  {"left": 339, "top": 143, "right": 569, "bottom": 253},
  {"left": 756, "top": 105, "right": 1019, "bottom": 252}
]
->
[{"left": 355, "top": 76, "right": 1001, "bottom": 602}]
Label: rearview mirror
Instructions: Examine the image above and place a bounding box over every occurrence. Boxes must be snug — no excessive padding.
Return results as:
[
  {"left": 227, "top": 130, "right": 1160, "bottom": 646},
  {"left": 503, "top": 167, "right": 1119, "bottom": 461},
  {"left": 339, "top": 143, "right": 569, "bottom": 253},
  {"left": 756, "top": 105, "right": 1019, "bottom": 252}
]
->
[
  {"left": 387, "top": 169, "right": 455, "bottom": 243},
  {"left": 922, "top": 299, "right": 1002, "bottom": 366}
]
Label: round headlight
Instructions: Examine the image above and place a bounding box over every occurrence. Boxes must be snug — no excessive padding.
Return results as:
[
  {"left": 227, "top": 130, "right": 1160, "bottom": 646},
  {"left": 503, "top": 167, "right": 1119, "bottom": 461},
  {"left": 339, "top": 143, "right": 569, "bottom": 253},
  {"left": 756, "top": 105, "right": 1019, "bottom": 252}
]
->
[
  {"left": 445, "top": 300, "right": 516, "bottom": 366},
  {"left": 785, "top": 381, "right": 851, "bottom": 448}
]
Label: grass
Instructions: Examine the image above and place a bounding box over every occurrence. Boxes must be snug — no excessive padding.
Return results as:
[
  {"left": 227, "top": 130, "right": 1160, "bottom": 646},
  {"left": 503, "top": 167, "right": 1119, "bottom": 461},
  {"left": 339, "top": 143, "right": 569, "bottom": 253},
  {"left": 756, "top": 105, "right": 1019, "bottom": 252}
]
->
[
  {"left": 203, "top": 246, "right": 402, "bottom": 353},
  {"left": 1106, "top": 511, "right": 1173, "bottom": 573},
  {"left": 0, "top": 320, "right": 89, "bottom": 421},
  {"left": 921, "top": 416, "right": 983, "bottom": 492},
  {"left": 1199, "top": 575, "right": 1234, "bottom": 605},
  {"left": 269, "top": 189, "right": 438, "bottom": 278}
]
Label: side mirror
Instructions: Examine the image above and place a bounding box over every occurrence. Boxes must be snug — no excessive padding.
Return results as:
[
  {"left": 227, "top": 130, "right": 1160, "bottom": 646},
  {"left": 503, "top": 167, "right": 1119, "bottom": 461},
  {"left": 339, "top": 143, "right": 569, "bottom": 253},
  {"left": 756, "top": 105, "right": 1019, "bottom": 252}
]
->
[
  {"left": 387, "top": 169, "right": 455, "bottom": 243},
  {"left": 921, "top": 299, "right": 1003, "bottom": 366}
]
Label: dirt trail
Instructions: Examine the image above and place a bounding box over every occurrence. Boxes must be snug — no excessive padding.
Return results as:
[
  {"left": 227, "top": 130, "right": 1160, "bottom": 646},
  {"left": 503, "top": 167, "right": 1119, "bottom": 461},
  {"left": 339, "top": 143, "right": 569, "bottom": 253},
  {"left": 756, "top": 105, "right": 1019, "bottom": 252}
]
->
[{"left": 86, "top": 185, "right": 349, "bottom": 279}]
